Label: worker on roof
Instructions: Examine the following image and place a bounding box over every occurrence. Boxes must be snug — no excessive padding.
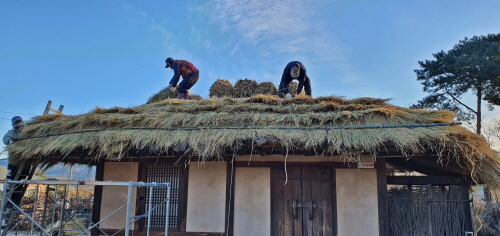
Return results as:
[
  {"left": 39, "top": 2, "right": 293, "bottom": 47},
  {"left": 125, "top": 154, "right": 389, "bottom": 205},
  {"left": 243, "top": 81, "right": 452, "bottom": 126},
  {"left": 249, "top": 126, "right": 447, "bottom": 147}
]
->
[
  {"left": 165, "top": 57, "right": 199, "bottom": 100},
  {"left": 278, "top": 61, "right": 312, "bottom": 98},
  {"left": 2, "top": 116, "right": 24, "bottom": 146},
  {"left": 2, "top": 116, "right": 28, "bottom": 212}
]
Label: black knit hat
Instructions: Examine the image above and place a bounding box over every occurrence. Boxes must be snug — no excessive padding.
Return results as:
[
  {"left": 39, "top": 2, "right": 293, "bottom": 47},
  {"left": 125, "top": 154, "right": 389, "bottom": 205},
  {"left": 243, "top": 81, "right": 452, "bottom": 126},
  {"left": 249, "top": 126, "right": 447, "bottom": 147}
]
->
[{"left": 165, "top": 58, "right": 175, "bottom": 68}]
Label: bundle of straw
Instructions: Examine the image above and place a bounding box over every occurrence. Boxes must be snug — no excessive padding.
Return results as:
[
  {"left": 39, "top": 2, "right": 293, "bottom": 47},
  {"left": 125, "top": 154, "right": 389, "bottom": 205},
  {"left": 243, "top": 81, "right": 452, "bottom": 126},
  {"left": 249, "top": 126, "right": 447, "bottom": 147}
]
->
[
  {"left": 234, "top": 79, "right": 258, "bottom": 98},
  {"left": 147, "top": 86, "right": 178, "bottom": 104},
  {"left": 188, "top": 94, "right": 203, "bottom": 100},
  {"left": 209, "top": 79, "right": 234, "bottom": 98},
  {"left": 147, "top": 86, "right": 201, "bottom": 103},
  {"left": 256, "top": 82, "right": 277, "bottom": 95},
  {"left": 288, "top": 82, "right": 298, "bottom": 96}
]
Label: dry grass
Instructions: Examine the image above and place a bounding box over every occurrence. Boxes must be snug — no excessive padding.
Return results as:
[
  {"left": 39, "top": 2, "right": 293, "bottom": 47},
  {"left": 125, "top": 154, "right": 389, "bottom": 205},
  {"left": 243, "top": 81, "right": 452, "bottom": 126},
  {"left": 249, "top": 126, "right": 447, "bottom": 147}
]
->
[
  {"left": 288, "top": 82, "right": 298, "bottom": 96},
  {"left": 256, "top": 82, "right": 277, "bottom": 95},
  {"left": 8, "top": 94, "right": 500, "bottom": 189},
  {"left": 147, "top": 86, "right": 200, "bottom": 103},
  {"left": 210, "top": 78, "right": 234, "bottom": 98},
  {"left": 234, "top": 79, "right": 258, "bottom": 98}
]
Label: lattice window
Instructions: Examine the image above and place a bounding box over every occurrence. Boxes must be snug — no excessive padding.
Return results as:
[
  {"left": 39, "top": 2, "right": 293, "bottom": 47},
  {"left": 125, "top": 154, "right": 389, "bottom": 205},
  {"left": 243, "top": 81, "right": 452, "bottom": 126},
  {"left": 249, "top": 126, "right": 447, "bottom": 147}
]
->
[{"left": 145, "top": 164, "right": 181, "bottom": 228}]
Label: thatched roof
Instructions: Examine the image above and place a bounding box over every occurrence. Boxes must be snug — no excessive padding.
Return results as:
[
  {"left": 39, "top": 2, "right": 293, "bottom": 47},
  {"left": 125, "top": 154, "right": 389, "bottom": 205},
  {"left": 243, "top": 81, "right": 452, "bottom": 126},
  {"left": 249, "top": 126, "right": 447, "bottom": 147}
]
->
[{"left": 7, "top": 94, "right": 500, "bottom": 187}]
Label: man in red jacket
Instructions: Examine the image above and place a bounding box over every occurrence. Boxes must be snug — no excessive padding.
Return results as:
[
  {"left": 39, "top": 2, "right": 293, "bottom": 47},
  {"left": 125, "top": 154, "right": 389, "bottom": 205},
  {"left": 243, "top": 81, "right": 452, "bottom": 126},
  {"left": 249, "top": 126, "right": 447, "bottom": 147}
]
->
[{"left": 165, "top": 58, "right": 199, "bottom": 99}]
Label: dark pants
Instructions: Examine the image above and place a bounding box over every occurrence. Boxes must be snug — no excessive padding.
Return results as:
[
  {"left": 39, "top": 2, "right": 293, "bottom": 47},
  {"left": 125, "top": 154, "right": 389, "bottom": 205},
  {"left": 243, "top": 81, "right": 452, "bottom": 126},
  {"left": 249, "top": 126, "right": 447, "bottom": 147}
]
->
[
  {"left": 5, "top": 161, "right": 31, "bottom": 208},
  {"left": 178, "top": 71, "right": 199, "bottom": 94},
  {"left": 278, "top": 79, "right": 291, "bottom": 98},
  {"left": 278, "top": 76, "right": 312, "bottom": 98}
]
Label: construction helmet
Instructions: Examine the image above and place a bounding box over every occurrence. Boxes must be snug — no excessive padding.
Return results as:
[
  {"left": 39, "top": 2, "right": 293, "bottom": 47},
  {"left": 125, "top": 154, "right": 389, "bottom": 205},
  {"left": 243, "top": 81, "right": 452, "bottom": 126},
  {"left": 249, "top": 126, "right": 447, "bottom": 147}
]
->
[{"left": 165, "top": 58, "right": 175, "bottom": 68}]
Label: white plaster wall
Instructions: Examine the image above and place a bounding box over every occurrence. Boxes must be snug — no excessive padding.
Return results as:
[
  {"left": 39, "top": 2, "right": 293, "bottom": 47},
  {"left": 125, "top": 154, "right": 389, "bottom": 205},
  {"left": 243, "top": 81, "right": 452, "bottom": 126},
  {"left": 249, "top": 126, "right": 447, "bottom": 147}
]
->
[
  {"left": 100, "top": 162, "right": 138, "bottom": 229},
  {"left": 234, "top": 167, "right": 270, "bottom": 236},
  {"left": 186, "top": 162, "right": 227, "bottom": 232},
  {"left": 235, "top": 155, "right": 375, "bottom": 163},
  {"left": 336, "top": 169, "right": 379, "bottom": 236}
]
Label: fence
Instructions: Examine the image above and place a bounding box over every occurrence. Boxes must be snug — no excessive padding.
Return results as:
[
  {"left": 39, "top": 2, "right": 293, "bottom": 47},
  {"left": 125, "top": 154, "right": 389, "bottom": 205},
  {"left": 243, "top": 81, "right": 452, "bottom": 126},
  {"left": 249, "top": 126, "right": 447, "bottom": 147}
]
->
[
  {"left": 388, "top": 185, "right": 472, "bottom": 236},
  {"left": 1, "top": 180, "right": 171, "bottom": 236}
]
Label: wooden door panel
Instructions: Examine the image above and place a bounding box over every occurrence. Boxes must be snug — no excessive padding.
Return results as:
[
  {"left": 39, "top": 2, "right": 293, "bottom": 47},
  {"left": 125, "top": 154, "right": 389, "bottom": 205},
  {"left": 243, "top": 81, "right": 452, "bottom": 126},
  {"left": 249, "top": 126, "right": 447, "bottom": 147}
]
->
[
  {"left": 320, "top": 179, "right": 334, "bottom": 235},
  {"left": 291, "top": 179, "right": 303, "bottom": 235},
  {"left": 272, "top": 166, "right": 334, "bottom": 236},
  {"left": 272, "top": 179, "right": 285, "bottom": 236},
  {"left": 311, "top": 179, "right": 323, "bottom": 236}
]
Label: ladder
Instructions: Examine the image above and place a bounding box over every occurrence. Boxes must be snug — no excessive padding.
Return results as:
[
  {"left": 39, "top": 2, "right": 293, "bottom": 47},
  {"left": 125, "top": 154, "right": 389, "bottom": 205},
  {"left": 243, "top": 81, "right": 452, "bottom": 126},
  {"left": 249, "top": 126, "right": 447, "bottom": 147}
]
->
[
  {"left": 1, "top": 160, "right": 37, "bottom": 236},
  {"left": 1, "top": 100, "right": 62, "bottom": 235}
]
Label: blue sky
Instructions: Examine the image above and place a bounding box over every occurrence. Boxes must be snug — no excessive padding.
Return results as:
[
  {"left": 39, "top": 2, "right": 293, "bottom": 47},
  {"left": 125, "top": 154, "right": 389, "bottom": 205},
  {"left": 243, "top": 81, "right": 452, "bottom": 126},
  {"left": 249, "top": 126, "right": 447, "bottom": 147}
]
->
[{"left": 1, "top": 0, "right": 500, "bottom": 158}]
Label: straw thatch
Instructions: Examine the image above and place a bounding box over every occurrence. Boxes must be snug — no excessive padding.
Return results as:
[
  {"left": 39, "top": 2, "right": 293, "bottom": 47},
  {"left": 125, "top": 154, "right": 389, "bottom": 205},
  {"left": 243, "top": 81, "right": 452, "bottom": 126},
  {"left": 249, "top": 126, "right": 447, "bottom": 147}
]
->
[
  {"left": 288, "top": 82, "right": 298, "bottom": 96},
  {"left": 210, "top": 79, "right": 234, "bottom": 98},
  {"left": 256, "top": 82, "right": 277, "bottom": 95},
  {"left": 147, "top": 86, "right": 200, "bottom": 103},
  {"left": 234, "top": 79, "right": 258, "bottom": 98},
  {"left": 147, "top": 86, "right": 177, "bottom": 103},
  {"left": 8, "top": 95, "right": 500, "bottom": 188},
  {"left": 188, "top": 94, "right": 202, "bottom": 100}
]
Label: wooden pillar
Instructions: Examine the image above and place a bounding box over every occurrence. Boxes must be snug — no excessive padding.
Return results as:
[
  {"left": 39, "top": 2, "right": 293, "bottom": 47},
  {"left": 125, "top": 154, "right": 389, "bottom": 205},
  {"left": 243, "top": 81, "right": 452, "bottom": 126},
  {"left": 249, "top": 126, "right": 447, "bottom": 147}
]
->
[
  {"left": 427, "top": 184, "right": 433, "bottom": 236},
  {"left": 375, "top": 158, "right": 389, "bottom": 236},
  {"left": 224, "top": 160, "right": 234, "bottom": 236},
  {"left": 461, "top": 183, "right": 473, "bottom": 233},
  {"left": 91, "top": 161, "right": 105, "bottom": 236}
]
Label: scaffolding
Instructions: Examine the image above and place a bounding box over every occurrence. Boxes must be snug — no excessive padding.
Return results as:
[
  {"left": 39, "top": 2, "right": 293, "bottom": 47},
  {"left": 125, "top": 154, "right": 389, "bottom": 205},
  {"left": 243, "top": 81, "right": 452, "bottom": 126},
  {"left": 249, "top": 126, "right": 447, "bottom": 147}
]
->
[{"left": 1, "top": 180, "right": 171, "bottom": 236}]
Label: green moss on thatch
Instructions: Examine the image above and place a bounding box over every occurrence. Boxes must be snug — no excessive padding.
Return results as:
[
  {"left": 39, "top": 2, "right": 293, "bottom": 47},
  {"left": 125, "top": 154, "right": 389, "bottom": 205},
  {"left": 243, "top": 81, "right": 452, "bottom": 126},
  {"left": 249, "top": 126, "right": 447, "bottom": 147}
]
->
[{"left": 8, "top": 95, "right": 500, "bottom": 189}]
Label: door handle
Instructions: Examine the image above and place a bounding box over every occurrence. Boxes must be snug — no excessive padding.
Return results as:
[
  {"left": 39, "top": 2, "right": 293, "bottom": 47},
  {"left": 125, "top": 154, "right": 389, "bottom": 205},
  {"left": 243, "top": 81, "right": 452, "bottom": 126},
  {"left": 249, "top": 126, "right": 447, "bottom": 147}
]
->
[
  {"left": 308, "top": 199, "right": 314, "bottom": 220},
  {"left": 292, "top": 198, "right": 297, "bottom": 219}
]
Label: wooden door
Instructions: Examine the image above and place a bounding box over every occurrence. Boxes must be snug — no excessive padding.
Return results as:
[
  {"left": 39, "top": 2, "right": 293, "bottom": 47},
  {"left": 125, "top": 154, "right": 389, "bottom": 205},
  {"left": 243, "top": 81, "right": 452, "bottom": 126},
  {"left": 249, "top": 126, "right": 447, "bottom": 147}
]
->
[{"left": 272, "top": 166, "right": 335, "bottom": 236}]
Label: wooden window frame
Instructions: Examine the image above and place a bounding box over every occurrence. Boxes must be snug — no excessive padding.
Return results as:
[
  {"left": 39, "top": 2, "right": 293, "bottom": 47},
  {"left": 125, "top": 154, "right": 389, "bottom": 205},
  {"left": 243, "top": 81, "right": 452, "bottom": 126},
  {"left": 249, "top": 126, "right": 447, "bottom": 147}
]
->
[{"left": 137, "top": 159, "right": 189, "bottom": 232}]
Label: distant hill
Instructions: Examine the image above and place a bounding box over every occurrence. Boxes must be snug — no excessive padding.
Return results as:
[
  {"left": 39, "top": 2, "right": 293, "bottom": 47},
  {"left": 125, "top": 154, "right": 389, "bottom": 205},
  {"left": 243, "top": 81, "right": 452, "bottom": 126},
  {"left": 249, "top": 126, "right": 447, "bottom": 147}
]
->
[{"left": 0, "top": 158, "right": 95, "bottom": 180}]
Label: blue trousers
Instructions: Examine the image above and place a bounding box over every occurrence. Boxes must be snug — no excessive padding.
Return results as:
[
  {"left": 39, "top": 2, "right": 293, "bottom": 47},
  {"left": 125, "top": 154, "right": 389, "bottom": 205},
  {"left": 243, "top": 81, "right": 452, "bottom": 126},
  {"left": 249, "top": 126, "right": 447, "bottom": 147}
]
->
[{"left": 178, "top": 71, "right": 199, "bottom": 94}]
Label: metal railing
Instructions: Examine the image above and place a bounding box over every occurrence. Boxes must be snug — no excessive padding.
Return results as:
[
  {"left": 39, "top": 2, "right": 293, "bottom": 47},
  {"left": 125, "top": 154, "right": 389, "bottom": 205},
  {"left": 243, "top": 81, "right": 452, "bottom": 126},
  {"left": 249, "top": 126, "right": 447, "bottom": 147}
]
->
[{"left": 1, "top": 180, "right": 171, "bottom": 236}]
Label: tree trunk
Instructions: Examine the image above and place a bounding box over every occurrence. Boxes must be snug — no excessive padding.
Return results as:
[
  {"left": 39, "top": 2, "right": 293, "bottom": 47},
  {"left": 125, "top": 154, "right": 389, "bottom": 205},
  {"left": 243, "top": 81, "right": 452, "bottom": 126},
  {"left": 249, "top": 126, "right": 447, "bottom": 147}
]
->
[{"left": 476, "top": 88, "right": 482, "bottom": 134}]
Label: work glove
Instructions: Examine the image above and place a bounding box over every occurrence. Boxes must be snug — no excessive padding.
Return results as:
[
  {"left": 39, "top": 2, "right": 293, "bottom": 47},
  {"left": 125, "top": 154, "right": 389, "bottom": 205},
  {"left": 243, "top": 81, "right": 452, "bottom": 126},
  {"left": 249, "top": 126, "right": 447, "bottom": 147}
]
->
[
  {"left": 168, "top": 84, "right": 177, "bottom": 91},
  {"left": 285, "top": 94, "right": 292, "bottom": 99}
]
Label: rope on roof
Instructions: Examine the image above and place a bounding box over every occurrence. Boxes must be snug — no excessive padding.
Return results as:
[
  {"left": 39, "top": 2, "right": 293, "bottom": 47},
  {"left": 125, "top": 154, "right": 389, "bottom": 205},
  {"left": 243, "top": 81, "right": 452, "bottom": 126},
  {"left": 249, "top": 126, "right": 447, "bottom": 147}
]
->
[{"left": 15, "top": 122, "right": 462, "bottom": 141}]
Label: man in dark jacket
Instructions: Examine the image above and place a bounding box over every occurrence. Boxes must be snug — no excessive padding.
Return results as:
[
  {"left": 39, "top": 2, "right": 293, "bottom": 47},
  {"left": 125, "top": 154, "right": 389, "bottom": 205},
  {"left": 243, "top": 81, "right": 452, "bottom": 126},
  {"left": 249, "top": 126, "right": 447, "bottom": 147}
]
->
[
  {"left": 165, "top": 57, "right": 199, "bottom": 99},
  {"left": 2, "top": 116, "right": 27, "bottom": 210},
  {"left": 278, "top": 61, "right": 312, "bottom": 98}
]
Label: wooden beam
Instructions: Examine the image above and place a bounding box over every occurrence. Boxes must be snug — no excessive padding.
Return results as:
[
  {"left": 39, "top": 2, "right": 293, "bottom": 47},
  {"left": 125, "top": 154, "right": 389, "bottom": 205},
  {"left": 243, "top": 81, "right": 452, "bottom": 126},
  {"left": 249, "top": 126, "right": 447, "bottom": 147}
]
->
[
  {"left": 91, "top": 161, "right": 104, "bottom": 236},
  {"left": 224, "top": 159, "right": 234, "bottom": 236},
  {"left": 386, "top": 156, "right": 464, "bottom": 177},
  {"left": 461, "top": 183, "right": 473, "bottom": 233},
  {"left": 387, "top": 176, "right": 468, "bottom": 185},
  {"left": 376, "top": 159, "right": 389, "bottom": 236}
]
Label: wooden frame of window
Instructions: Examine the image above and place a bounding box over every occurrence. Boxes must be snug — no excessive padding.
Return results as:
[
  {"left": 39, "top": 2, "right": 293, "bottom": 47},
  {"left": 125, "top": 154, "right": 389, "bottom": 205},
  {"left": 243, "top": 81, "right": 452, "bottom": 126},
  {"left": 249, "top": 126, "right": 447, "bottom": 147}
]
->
[{"left": 137, "top": 159, "right": 189, "bottom": 232}]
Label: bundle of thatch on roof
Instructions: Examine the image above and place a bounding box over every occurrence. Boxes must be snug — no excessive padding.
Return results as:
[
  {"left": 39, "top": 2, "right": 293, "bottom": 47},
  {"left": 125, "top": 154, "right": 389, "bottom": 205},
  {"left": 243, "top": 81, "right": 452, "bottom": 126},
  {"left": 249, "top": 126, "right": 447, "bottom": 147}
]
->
[
  {"left": 256, "top": 82, "right": 277, "bottom": 95},
  {"left": 8, "top": 95, "right": 500, "bottom": 189},
  {"left": 147, "top": 86, "right": 201, "bottom": 103},
  {"left": 147, "top": 86, "right": 178, "bottom": 103},
  {"left": 210, "top": 79, "right": 234, "bottom": 98},
  {"left": 234, "top": 79, "right": 258, "bottom": 98},
  {"left": 288, "top": 82, "right": 298, "bottom": 96},
  {"left": 189, "top": 94, "right": 202, "bottom": 100}
]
